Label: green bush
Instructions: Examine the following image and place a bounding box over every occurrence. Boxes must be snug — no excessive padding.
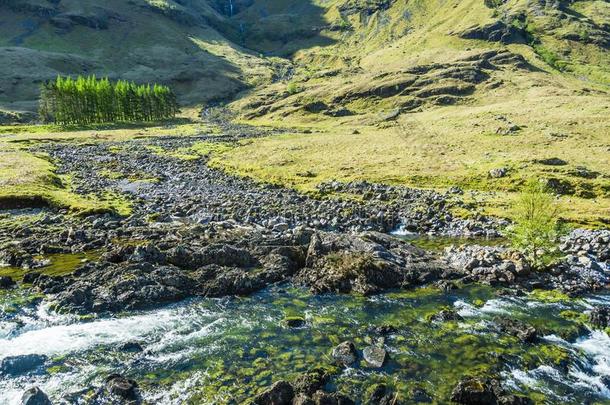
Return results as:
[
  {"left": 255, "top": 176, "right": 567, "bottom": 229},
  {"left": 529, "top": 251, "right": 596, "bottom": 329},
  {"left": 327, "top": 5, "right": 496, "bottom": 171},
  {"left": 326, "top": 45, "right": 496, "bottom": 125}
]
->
[
  {"left": 507, "top": 181, "right": 568, "bottom": 270},
  {"left": 286, "top": 82, "right": 301, "bottom": 95}
]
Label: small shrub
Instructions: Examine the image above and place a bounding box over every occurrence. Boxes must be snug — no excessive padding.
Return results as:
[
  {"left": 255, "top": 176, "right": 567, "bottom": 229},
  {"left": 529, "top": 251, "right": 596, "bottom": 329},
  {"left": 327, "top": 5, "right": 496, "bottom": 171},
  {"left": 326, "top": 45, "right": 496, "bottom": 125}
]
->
[
  {"left": 286, "top": 82, "right": 301, "bottom": 95},
  {"left": 507, "top": 181, "right": 568, "bottom": 270}
]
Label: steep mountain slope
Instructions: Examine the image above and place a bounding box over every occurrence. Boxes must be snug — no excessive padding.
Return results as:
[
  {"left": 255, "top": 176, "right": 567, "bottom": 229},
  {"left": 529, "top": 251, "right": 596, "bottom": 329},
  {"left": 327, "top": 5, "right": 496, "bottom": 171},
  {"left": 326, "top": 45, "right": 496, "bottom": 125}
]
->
[
  {"left": 1, "top": 0, "right": 608, "bottom": 117},
  {"left": 0, "top": 0, "right": 280, "bottom": 113},
  {"left": 232, "top": 0, "right": 610, "bottom": 118}
]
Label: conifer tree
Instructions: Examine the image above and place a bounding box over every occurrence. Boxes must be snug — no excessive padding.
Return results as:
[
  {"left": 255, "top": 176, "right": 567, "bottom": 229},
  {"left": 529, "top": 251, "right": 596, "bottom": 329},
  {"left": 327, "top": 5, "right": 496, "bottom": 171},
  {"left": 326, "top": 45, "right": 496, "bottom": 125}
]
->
[{"left": 39, "top": 75, "right": 179, "bottom": 124}]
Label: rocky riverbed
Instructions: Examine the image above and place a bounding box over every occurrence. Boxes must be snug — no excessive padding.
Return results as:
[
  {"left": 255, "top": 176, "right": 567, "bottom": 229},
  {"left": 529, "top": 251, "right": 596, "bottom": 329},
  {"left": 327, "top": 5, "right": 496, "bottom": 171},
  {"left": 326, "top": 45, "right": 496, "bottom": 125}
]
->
[{"left": 0, "top": 132, "right": 609, "bottom": 404}]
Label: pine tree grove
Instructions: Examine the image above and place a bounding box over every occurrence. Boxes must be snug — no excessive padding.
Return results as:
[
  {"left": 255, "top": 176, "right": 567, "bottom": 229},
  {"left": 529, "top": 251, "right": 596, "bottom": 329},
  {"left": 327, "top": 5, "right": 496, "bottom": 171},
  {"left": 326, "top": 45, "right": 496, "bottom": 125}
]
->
[{"left": 39, "top": 75, "right": 179, "bottom": 124}]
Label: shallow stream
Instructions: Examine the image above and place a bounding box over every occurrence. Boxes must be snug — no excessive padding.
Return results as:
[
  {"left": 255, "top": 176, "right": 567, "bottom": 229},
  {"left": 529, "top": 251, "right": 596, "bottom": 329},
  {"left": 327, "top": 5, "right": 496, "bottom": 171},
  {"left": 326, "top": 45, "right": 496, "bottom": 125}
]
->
[{"left": 1, "top": 284, "right": 609, "bottom": 404}]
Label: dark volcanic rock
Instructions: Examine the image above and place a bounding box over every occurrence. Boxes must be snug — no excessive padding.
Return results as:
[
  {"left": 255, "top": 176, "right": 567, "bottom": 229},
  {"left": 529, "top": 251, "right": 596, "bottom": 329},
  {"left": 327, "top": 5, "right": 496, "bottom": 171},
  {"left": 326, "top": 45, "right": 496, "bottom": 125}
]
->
[
  {"left": 252, "top": 380, "right": 294, "bottom": 405},
  {"left": 105, "top": 374, "right": 139, "bottom": 400},
  {"left": 21, "top": 387, "right": 52, "bottom": 405}
]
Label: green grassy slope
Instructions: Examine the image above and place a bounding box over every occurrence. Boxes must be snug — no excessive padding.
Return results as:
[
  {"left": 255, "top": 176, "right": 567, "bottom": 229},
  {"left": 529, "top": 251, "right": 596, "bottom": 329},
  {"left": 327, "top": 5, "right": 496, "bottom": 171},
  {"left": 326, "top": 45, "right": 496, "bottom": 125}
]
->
[{"left": 0, "top": 0, "right": 281, "bottom": 112}]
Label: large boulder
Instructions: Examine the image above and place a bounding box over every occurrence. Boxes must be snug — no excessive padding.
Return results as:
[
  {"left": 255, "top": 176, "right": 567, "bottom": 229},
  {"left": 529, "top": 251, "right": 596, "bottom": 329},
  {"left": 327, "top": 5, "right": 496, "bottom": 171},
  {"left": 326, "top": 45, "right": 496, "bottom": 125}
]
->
[{"left": 296, "top": 232, "right": 440, "bottom": 294}]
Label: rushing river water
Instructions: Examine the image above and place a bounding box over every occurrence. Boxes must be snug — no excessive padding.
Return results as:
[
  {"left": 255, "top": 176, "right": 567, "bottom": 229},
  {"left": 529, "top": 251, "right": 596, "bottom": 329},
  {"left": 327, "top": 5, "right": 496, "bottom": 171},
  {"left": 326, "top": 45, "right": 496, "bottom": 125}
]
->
[{"left": 1, "top": 284, "right": 610, "bottom": 404}]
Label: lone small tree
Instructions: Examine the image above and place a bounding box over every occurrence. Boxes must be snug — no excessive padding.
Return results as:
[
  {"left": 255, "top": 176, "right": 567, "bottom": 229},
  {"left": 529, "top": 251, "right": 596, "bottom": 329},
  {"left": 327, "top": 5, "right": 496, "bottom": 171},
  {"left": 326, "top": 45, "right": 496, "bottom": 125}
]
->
[{"left": 507, "top": 180, "right": 567, "bottom": 270}]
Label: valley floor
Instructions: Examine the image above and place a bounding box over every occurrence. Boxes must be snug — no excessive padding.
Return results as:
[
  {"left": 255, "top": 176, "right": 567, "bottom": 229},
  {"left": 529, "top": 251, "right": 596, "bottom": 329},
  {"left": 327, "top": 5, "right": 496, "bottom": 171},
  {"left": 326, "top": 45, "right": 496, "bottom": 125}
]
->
[{"left": 0, "top": 120, "right": 609, "bottom": 404}]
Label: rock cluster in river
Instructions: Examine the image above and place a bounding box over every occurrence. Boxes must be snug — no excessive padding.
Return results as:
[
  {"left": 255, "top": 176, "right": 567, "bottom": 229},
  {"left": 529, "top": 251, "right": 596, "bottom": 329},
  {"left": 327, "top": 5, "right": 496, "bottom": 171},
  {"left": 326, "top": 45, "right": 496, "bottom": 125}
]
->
[
  {"left": 443, "top": 231, "right": 610, "bottom": 295},
  {"left": 26, "top": 229, "right": 444, "bottom": 313}
]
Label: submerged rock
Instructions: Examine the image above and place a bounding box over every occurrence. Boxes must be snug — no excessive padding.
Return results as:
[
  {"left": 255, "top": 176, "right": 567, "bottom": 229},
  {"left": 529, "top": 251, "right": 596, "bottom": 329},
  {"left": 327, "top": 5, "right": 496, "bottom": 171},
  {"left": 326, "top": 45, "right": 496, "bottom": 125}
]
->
[
  {"left": 0, "top": 275, "right": 16, "bottom": 289},
  {"left": 252, "top": 380, "right": 294, "bottom": 405},
  {"left": 589, "top": 307, "right": 610, "bottom": 329},
  {"left": 362, "top": 346, "right": 387, "bottom": 368},
  {"left": 21, "top": 387, "right": 52, "bottom": 405},
  {"left": 105, "top": 374, "right": 139, "bottom": 400},
  {"left": 118, "top": 341, "right": 144, "bottom": 353},
  {"left": 367, "top": 383, "right": 397, "bottom": 404},
  {"left": 429, "top": 309, "right": 464, "bottom": 323},
  {"left": 313, "top": 390, "right": 355, "bottom": 404},
  {"left": 284, "top": 317, "right": 306, "bottom": 328},
  {"left": 1, "top": 354, "right": 47, "bottom": 375},
  {"left": 495, "top": 318, "right": 538, "bottom": 343},
  {"left": 292, "top": 368, "right": 330, "bottom": 396},
  {"left": 450, "top": 377, "right": 498, "bottom": 404},
  {"left": 331, "top": 341, "right": 358, "bottom": 366}
]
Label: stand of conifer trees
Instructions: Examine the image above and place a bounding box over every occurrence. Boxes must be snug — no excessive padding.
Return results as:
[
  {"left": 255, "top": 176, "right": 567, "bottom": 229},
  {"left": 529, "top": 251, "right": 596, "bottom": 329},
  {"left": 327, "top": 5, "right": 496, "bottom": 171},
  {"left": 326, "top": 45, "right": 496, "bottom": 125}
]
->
[{"left": 39, "top": 75, "right": 179, "bottom": 124}]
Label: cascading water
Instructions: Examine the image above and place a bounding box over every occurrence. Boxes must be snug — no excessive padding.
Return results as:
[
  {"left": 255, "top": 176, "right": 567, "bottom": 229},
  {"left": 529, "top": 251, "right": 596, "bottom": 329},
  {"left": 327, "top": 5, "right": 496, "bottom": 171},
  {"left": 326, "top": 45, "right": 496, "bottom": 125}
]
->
[
  {"left": 1, "top": 285, "right": 609, "bottom": 404},
  {"left": 228, "top": 0, "right": 234, "bottom": 17}
]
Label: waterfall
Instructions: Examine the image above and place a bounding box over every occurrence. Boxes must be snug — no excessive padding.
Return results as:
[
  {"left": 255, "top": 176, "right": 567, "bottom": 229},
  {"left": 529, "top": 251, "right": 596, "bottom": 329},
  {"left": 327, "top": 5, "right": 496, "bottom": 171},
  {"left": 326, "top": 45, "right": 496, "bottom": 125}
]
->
[{"left": 228, "top": 0, "right": 234, "bottom": 17}]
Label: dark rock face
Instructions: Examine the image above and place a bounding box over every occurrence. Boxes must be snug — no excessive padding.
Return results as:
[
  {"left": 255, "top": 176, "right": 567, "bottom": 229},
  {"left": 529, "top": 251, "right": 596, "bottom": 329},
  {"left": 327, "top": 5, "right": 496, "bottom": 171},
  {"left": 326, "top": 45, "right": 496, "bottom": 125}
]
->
[
  {"left": 0, "top": 354, "right": 47, "bottom": 376},
  {"left": 105, "top": 374, "right": 139, "bottom": 400},
  {"left": 457, "top": 21, "right": 526, "bottom": 44},
  {"left": 252, "top": 380, "right": 295, "bottom": 405},
  {"left": 331, "top": 341, "right": 358, "bottom": 366},
  {"left": 589, "top": 307, "right": 610, "bottom": 329},
  {"left": 0, "top": 275, "right": 16, "bottom": 289},
  {"left": 21, "top": 387, "right": 52, "bottom": 405}
]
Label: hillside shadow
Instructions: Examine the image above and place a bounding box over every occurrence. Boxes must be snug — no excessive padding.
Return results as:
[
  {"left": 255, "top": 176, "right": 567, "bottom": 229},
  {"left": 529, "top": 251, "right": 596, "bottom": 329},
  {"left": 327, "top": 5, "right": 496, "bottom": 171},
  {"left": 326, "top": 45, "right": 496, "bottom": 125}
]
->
[{"left": 212, "top": 0, "right": 338, "bottom": 56}]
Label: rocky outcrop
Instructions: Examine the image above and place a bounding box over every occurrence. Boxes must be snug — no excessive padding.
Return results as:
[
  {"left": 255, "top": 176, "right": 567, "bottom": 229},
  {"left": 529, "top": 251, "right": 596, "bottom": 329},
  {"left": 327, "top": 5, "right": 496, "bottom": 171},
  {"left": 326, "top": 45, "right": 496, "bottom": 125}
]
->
[
  {"left": 456, "top": 21, "right": 526, "bottom": 44},
  {"left": 295, "top": 232, "right": 441, "bottom": 294}
]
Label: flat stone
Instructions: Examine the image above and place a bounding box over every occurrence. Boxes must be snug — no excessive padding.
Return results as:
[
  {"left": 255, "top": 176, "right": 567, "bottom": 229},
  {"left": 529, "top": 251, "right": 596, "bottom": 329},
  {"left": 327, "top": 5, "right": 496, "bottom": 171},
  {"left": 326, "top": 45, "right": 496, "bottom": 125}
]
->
[{"left": 363, "top": 346, "right": 387, "bottom": 368}]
